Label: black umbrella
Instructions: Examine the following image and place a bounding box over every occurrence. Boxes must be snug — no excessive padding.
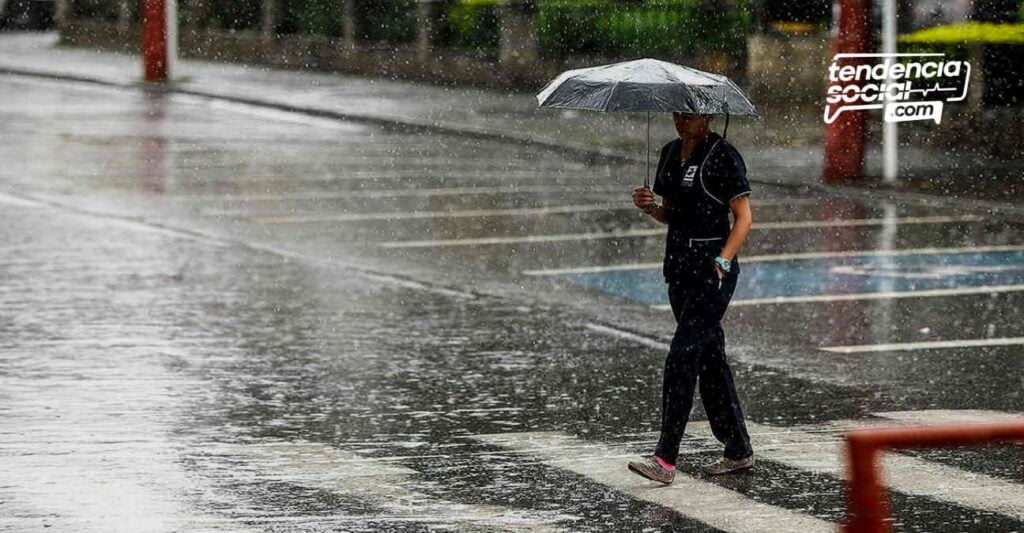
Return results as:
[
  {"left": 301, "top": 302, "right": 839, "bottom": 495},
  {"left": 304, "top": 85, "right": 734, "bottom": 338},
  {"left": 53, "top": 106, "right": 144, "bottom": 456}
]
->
[{"left": 536, "top": 58, "right": 758, "bottom": 186}]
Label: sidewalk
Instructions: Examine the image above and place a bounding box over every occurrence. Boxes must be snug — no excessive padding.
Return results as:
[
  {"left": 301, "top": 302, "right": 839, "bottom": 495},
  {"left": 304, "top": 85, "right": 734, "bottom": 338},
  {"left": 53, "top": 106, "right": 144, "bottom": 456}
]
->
[{"left": 1, "top": 32, "right": 1020, "bottom": 214}]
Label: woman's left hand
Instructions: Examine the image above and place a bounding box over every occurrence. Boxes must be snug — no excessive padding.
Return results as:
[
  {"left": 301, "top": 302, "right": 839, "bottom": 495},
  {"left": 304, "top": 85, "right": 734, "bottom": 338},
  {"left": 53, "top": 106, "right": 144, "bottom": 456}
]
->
[{"left": 713, "top": 263, "right": 725, "bottom": 280}]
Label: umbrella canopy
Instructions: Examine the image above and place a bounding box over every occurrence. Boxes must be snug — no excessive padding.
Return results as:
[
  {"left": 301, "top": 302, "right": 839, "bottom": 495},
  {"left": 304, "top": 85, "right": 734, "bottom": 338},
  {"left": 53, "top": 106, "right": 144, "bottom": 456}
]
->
[
  {"left": 536, "top": 58, "right": 757, "bottom": 116},
  {"left": 535, "top": 58, "right": 757, "bottom": 187}
]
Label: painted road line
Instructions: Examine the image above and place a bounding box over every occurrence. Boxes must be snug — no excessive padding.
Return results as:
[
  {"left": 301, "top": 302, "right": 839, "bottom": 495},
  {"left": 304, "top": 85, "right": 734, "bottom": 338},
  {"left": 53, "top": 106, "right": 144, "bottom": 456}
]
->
[
  {"left": 253, "top": 203, "right": 629, "bottom": 223},
  {"left": 818, "top": 336, "right": 1024, "bottom": 354},
  {"left": 752, "top": 214, "right": 982, "bottom": 230},
  {"left": 380, "top": 228, "right": 664, "bottom": 249},
  {"left": 686, "top": 418, "right": 1024, "bottom": 521},
  {"left": 4, "top": 190, "right": 477, "bottom": 301},
  {"left": 696, "top": 282, "right": 1024, "bottom": 306},
  {"left": 0, "top": 192, "right": 45, "bottom": 208},
  {"left": 470, "top": 431, "right": 834, "bottom": 533},
  {"left": 215, "top": 171, "right": 607, "bottom": 185},
  {"left": 190, "top": 191, "right": 817, "bottom": 207},
  {"left": 200, "top": 197, "right": 821, "bottom": 218},
  {"left": 237, "top": 241, "right": 478, "bottom": 300},
  {"left": 526, "top": 261, "right": 664, "bottom": 276},
  {"left": 646, "top": 284, "right": 1024, "bottom": 308},
  {"left": 208, "top": 441, "right": 569, "bottom": 532},
  {"left": 585, "top": 323, "right": 669, "bottom": 351},
  {"left": 187, "top": 184, "right": 626, "bottom": 202},
  {"left": 379, "top": 214, "right": 985, "bottom": 249},
  {"left": 179, "top": 95, "right": 370, "bottom": 134},
  {"left": 524, "top": 244, "right": 1024, "bottom": 276},
  {"left": 874, "top": 409, "right": 1024, "bottom": 426}
]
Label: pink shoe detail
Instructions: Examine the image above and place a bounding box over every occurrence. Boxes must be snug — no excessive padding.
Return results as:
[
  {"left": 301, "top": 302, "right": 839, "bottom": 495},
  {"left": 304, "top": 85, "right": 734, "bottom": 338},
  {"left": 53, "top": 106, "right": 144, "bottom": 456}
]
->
[{"left": 654, "top": 455, "right": 675, "bottom": 471}]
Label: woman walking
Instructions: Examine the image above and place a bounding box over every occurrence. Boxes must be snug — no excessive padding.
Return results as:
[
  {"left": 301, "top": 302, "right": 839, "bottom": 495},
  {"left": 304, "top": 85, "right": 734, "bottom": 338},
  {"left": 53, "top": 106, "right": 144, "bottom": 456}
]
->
[{"left": 627, "top": 111, "right": 755, "bottom": 484}]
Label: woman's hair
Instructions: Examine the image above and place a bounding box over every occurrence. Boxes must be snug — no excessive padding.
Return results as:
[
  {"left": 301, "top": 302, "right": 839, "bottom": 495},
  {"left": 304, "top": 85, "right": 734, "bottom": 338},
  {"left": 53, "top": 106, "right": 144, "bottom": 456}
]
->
[{"left": 672, "top": 112, "right": 714, "bottom": 121}]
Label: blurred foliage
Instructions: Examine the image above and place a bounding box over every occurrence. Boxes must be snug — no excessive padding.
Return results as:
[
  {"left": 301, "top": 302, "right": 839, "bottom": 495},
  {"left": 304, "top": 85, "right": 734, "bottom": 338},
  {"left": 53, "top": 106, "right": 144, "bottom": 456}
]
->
[
  {"left": 899, "top": 22, "right": 1024, "bottom": 44},
  {"left": 352, "top": 0, "right": 416, "bottom": 43},
  {"left": 277, "top": 0, "right": 413, "bottom": 40},
  {"left": 763, "top": 0, "right": 829, "bottom": 24},
  {"left": 279, "top": 0, "right": 344, "bottom": 37},
  {"left": 443, "top": 0, "right": 500, "bottom": 51},
  {"left": 197, "top": 0, "right": 261, "bottom": 31},
  {"left": 70, "top": 0, "right": 120, "bottom": 22},
  {"left": 536, "top": 0, "right": 752, "bottom": 58},
  {"left": 70, "top": 0, "right": 753, "bottom": 55}
]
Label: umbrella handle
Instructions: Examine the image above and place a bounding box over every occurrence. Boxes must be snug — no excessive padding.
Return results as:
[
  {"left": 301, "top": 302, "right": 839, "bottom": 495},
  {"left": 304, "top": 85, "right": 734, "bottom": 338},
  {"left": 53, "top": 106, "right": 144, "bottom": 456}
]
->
[{"left": 644, "top": 111, "right": 650, "bottom": 189}]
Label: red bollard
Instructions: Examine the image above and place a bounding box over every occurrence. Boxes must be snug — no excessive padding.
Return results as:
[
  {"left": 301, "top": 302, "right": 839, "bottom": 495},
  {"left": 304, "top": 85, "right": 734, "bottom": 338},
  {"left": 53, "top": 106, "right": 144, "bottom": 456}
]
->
[
  {"left": 142, "top": 0, "right": 168, "bottom": 82},
  {"left": 823, "top": 0, "right": 872, "bottom": 183},
  {"left": 843, "top": 422, "right": 1024, "bottom": 533}
]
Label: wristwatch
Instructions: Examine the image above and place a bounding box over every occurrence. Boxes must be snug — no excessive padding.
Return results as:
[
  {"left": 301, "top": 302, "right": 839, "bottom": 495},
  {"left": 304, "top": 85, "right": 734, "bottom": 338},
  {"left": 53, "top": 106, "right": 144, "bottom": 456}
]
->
[
  {"left": 713, "top": 256, "right": 731, "bottom": 273},
  {"left": 643, "top": 203, "right": 660, "bottom": 215}
]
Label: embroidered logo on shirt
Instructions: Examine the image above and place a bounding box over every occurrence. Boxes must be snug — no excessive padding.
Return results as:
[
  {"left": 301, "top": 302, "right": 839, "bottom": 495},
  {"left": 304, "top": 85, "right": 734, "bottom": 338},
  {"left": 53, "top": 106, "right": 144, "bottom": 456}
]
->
[{"left": 683, "top": 165, "right": 698, "bottom": 182}]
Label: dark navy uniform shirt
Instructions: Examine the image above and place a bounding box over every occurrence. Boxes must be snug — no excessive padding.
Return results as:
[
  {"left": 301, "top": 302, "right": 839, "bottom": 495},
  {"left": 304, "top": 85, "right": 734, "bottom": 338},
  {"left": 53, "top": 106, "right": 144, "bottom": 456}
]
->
[{"left": 651, "top": 132, "right": 751, "bottom": 283}]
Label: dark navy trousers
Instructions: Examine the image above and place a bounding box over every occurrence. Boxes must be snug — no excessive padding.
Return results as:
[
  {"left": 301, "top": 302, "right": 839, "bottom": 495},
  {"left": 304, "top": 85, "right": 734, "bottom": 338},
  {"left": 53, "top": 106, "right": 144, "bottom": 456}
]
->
[{"left": 654, "top": 256, "right": 753, "bottom": 465}]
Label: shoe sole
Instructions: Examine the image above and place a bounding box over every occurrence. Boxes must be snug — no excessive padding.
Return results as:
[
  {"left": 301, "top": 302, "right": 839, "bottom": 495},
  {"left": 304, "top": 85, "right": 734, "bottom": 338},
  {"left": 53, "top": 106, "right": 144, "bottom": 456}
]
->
[
  {"left": 627, "top": 463, "right": 674, "bottom": 485},
  {"left": 702, "top": 460, "right": 755, "bottom": 476}
]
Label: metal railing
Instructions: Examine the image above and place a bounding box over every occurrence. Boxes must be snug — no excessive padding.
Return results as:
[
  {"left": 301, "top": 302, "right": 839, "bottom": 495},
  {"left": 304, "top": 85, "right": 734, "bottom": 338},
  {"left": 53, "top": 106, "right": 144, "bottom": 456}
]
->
[{"left": 843, "top": 421, "right": 1024, "bottom": 533}]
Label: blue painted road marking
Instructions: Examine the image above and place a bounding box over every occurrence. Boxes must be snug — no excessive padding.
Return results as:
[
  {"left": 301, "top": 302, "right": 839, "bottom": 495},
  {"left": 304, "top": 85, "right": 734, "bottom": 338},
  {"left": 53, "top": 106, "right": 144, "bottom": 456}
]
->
[{"left": 559, "top": 250, "right": 1024, "bottom": 305}]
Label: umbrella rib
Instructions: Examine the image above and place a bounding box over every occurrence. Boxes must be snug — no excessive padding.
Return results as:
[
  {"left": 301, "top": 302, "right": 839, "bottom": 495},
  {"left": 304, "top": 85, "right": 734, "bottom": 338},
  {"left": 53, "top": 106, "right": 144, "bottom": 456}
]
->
[{"left": 601, "top": 81, "right": 620, "bottom": 112}]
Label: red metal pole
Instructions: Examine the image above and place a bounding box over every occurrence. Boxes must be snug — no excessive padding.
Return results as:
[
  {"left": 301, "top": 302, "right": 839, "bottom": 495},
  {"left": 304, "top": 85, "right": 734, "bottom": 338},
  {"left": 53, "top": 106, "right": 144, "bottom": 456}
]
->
[
  {"left": 843, "top": 422, "right": 1024, "bottom": 532},
  {"left": 843, "top": 433, "right": 887, "bottom": 533},
  {"left": 142, "top": 0, "right": 168, "bottom": 82},
  {"left": 822, "top": 0, "right": 872, "bottom": 183}
]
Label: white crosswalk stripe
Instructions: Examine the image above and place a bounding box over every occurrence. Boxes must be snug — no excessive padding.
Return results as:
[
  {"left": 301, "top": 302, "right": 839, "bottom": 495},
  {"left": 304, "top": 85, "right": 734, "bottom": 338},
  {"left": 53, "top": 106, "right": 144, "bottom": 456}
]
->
[
  {"left": 874, "top": 409, "right": 1024, "bottom": 426},
  {"left": 470, "top": 431, "right": 835, "bottom": 533},
  {"left": 685, "top": 414, "right": 1024, "bottom": 522},
  {"left": 207, "top": 441, "right": 570, "bottom": 532},
  {"left": 254, "top": 203, "right": 629, "bottom": 223},
  {"left": 819, "top": 336, "right": 1024, "bottom": 353}
]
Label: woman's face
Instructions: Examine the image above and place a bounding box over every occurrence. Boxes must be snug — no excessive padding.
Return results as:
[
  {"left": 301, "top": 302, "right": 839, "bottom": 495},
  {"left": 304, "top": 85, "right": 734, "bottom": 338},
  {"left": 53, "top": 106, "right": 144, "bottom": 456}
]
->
[{"left": 672, "top": 112, "right": 711, "bottom": 137}]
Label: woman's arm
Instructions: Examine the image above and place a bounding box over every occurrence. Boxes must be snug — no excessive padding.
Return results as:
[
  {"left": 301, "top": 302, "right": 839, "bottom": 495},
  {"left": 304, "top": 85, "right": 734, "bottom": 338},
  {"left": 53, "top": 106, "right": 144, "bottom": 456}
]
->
[
  {"left": 714, "top": 195, "right": 752, "bottom": 278},
  {"left": 631, "top": 187, "right": 669, "bottom": 225},
  {"left": 649, "top": 195, "right": 669, "bottom": 225}
]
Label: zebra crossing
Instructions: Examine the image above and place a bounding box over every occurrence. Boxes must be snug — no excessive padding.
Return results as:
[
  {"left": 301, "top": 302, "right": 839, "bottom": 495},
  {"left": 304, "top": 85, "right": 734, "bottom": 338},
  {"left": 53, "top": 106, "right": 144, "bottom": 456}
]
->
[
  {"left": 467, "top": 409, "right": 1024, "bottom": 531},
  {"left": 686, "top": 415, "right": 1024, "bottom": 521},
  {"left": 206, "top": 441, "right": 572, "bottom": 532},
  {"left": 209, "top": 410, "right": 1024, "bottom": 532},
  {"left": 471, "top": 431, "right": 834, "bottom": 533}
]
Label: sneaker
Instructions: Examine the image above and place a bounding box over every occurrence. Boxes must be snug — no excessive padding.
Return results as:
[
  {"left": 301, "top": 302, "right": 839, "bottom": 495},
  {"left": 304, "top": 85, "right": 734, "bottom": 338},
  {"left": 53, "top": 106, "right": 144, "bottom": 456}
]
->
[
  {"left": 627, "top": 455, "right": 675, "bottom": 485},
  {"left": 701, "top": 455, "right": 755, "bottom": 475}
]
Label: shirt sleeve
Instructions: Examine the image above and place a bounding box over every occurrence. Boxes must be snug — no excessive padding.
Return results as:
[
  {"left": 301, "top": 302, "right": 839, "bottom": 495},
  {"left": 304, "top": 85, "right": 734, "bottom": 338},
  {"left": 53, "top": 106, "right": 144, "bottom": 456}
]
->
[{"left": 709, "top": 143, "right": 751, "bottom": 203}]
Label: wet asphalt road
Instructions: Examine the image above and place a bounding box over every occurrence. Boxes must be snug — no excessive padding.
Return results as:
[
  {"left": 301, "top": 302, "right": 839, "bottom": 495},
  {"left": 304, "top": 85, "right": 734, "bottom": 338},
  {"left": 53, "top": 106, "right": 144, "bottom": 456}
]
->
[{"left": 1, "top": 75, "right": 1023, "bottom": 532}]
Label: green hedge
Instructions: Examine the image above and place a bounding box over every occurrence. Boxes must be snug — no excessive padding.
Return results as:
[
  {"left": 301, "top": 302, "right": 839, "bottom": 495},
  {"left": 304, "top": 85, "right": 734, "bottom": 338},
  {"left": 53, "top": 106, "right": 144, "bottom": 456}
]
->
[
  {"left": 443, "top": 0, "right": 500, "bottom": 51},
  {"left": 70, "top": 0, "right": 752, "bottom": 55},
  {"left": 276, "top": 0, "right": 414, "bottom": 41},
  {"left": 537, "top": 0, "right": 752, "bottom": 57},
  {"left": 71, "top": 0, "right": 121, "bottom": 23},
  {"left": 196, "top": 0, "right": 262, "bottom": 32}
]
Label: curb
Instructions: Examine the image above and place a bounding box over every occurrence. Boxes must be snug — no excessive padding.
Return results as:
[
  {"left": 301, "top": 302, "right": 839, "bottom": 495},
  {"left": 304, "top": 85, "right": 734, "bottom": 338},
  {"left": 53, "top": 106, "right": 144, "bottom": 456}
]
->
[{"left": 3, "top": 65, "right": 1022, "bottom": 218}]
